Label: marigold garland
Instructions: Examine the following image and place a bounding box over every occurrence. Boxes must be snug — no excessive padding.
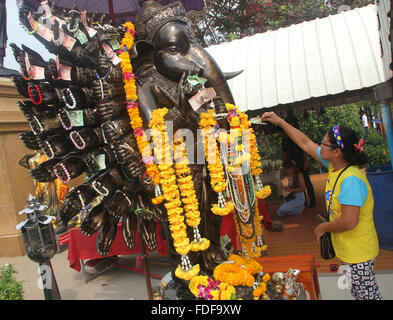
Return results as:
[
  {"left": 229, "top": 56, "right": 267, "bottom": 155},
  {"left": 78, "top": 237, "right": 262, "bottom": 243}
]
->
[
  {"left": 199, "top": 110, "right": 234, "bottom": 216},
  {"left": 213, "top": 254, "right": 269, "bottom": 294},
  {"left": 118, "top": 22, "right": 272, "bottom": 278},
  {"left": 232, "top": 104, "right": 271, "bottom": 199},
  {"left": 189, "top": 255, "right": 271, "bottom": 300},
  {"left": 173, "top": 137, "right": 210, "bottom": 252},
  {"left": 227, "top": 254, "right": 263, "bottom": 275},
  {"left": 188, "top": 275, "right": 236, "bottom": 300},
  {"left": 198, "top": 103, "right": 271, "bottom": 258},
  {"left": 224, "top": 103, "right": 270, "bottom": 258},
  {"left": 213, "top": 261, "right": 255, "bottom": 287},
  {"left": 149, "top": 107, "right": 201, "bottom": 281},
  {"left": 118, "top": 22, "right": 163, "bottom": 205}
]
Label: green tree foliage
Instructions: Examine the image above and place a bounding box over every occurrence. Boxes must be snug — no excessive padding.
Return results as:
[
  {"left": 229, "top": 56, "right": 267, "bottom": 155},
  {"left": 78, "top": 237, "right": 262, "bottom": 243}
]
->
[
  {"left": 188, "top": 0, "right": 375, "bottom": 46},
  {"left": 0, "top": 264, "right": 24, "bottom": 300},
  {"left": 259, "top": 103, "right": 390, "bottom": 172}
]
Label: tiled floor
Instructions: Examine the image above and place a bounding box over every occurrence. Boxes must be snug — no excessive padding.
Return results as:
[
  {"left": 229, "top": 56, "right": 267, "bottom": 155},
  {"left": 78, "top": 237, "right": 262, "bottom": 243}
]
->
[{"left": 1, "top": 248, "right": 392, "bottom": 300}]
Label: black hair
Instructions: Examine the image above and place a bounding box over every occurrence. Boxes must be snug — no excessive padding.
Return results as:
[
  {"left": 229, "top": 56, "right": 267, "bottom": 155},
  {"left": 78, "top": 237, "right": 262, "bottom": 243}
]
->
[
  {"left": 327, "top": 126, "right": 368, "bottom": 166},
  {"left": 282, "top": 160, "right": 300, "bottom": 188}
]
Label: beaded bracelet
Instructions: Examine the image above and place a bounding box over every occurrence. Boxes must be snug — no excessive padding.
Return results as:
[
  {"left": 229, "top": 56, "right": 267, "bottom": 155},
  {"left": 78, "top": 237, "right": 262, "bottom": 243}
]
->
[
  {"left": 42, "top": 141, "right": 55, "bottom": 159},
  {"left": 61, "top": 88, "right": 77, "bottom": 109},
  {"left": 30, "top": 115, "right": 44, "bottom": 134},
  {"left": 58, "top": 111, "right": 72, "bottom": 130},
  {"left": 27, "top": 84, "right": 43, "bottom": 105},
  {"left": 91, "top": 180, "right": 109, "bottom": 196},
  {"left": 53, "top": 162, "right": 71, "bottom": 184},
  {"left": 70, "top": 131, "right": 87, "bottom": 150}
]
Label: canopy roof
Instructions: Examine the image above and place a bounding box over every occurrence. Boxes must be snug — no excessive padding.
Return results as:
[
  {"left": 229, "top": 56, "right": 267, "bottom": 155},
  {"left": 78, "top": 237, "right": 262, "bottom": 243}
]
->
[
  {"left": 17, "top": 0, "right": 204, "bottom": 24},
  {"left": 206, "top": 4, "right": 392, "bottom": 116}
]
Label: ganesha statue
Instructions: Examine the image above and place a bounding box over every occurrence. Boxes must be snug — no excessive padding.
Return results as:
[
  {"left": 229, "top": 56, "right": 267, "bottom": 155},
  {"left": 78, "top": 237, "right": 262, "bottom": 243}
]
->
[{"left": 13, "top": 0, "right": 271, "bottom": 287}]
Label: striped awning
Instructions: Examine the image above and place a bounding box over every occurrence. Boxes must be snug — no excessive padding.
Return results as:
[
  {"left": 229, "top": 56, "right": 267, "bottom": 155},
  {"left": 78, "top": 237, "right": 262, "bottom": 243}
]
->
[{"left": 206, "top": 4, "right": 391, "bottom": 113}]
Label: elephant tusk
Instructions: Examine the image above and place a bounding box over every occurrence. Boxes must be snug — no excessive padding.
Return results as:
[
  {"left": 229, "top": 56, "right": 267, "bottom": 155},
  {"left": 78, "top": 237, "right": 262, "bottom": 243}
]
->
[{"left": 223, "top": 70, "right": 243, "bottom": 80}]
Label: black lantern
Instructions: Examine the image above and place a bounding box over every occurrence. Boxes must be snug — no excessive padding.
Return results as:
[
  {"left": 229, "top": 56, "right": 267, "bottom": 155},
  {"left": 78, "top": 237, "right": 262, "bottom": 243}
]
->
[{"left": 16, "top": 195, "right": 61, "bottom": 300}]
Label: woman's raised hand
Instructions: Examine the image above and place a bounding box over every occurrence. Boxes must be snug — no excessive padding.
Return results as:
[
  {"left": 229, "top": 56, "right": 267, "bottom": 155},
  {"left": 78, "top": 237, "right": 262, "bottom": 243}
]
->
[{"left": 261, "top": 111, "right": 283, "bottom": 126}]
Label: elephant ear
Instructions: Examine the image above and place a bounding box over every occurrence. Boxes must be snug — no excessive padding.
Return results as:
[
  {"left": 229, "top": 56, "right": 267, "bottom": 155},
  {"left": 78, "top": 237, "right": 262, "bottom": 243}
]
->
[{"left": 130, "top": 40, "right": 154, "bottom": 63}]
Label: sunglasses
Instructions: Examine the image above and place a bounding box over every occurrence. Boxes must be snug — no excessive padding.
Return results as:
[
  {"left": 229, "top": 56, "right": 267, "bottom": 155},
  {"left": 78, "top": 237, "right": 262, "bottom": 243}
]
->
[{"left": 321, "top": 141, "right": 340, "bottom": 149}]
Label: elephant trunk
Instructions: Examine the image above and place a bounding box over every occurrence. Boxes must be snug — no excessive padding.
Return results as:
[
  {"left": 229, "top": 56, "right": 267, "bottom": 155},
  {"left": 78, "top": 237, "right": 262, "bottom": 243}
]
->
[{"left": 189, "top": 45, "right": 235, "bottom": 105}]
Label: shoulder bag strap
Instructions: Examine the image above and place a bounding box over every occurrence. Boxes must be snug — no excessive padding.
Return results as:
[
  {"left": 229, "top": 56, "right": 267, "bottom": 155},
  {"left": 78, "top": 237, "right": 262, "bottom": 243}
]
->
[{"left": 327, "top": 165, "right": 351, "bottom": 214}]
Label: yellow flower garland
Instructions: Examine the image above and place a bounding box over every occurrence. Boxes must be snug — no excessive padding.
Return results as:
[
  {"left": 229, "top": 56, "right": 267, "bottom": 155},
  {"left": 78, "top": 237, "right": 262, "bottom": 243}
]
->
[
  {"left": 213, "top": 261, "right": 255, "bottom": 287},
  {"left": 119, "top": 22, "right": 270, "bottom": 276},
  {"left": 227, "top": 254, "right": 263, "bottom": 275},
  {"left": 199, "top": 110, "right": 234, "bottom": 216},
  {"left": 190, "top": 255, "right": 270, "bottom": 300},
  {"left": 198, "top": 103, "right": 270, "bottom": 258},
  {"left": 189, "top": 275, "right": 209, "bottom": 297},
  {"left": 224, "top": 104, "right": 270, "bottom": 258},
  {"left": 173, "top": 137, "right": 210, "bottom": 252},
  {"left": 188, "top": 275, "right": 236, "bottom": 300},
  {"left": 213, "top": 254, "right": 268, "bottom": 290},
  {"left": 118, "top": 22, "right": 163, "bottom": 205},
  {"left": 149, "top": 108, "right": 200, "bottom": 281}
]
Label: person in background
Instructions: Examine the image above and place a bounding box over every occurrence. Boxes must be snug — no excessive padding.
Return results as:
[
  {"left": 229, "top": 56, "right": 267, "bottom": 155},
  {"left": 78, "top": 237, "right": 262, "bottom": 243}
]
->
[
  {"left": 277, "top": 160, "right": 306, "bottom": 217},
  {"left": 375, "top": 118, "right": 383, "bottom": 137},
  {"left": 261, "top": 111, "right": 382, "bottom": 300},
  {"left": 278, "top": 127, "right": 316, "bottom": 208},
  {"left": 361, "top": 111, "right": 369, "bottom": 138}
]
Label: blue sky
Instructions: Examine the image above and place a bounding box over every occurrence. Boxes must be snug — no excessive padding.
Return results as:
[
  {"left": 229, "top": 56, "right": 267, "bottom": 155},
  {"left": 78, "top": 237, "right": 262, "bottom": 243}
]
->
[{"left": 4, "top": 0, "right": 54, "bottom": 71}]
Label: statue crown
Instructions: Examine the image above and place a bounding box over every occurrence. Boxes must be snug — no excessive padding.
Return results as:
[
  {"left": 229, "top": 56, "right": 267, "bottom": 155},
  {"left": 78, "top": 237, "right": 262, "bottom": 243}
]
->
[{"left": 135, "top": 1, "right": 192, "bottom": 43}]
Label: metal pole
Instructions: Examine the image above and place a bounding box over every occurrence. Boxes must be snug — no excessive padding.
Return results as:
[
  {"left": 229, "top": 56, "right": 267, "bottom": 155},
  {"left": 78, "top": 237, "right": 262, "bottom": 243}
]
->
[
  {"left": 138, "top": 216, "right": 153, "bottom": 300},
  {"left": 39, "top": 260, "right": 62, "bottom": 300},
  {"left": 380, "top": 102, "right": 393, "bottom": 168}
]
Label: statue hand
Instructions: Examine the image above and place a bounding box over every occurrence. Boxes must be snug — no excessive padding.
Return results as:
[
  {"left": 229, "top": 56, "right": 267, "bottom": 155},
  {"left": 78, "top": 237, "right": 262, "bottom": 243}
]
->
[
  {"left": 38, "top": 135, "right": 74, "bottom": 158},
  {"left": 61, "top": 86, "right": 93, "bottom": 110},
  {"left": 28, "top": 82, "right": 59, "bottom": 106},
  {"left": 29, "top": 157, "right": 61, "bottom": 182},
  {"left": 96, "top": 100, "right": 125, "bottom": 122},
  {"left": 96, "top": 215, "right": 118, "bottom": 256},
  {"left": 112, "top": 133, "right": 139, "bottom": 164},
  {"left": 12, "top": 76, "right": 29, "bottom": 98},
  {"left": 140, "top": 173, "right": 155, "bottom": 194},
  {"left": 80, "top": 203, "right": 108, "bottom": 236},
  {"left": 28, "top": 112, "right": 63, "bottom": 135},
  {"left": 69, "top": 127, "right": 104, "bottom": 151},
  {"left": 101, "top": 117, "right": 131, "bottom": 143},
  {"left": 86, "top": 168, "right": 120, "bottom": 197},
  {"left": 141, "top": 218, "right": 158, "bottom": 251},
  {"left": 18, "top": 131, "right": 40, "bottom": 150},
  {"left": 57, "top": 184, "right": 96, "bottom": 224},
  {"left": 52, "top": 155, "right": 86, "bottom": 183},
  {"left": 122, "top": 210, "right": 137, "bottom": 250},
  {"left": 102, "top": 190, "right": 134, "bottom": 220},
  {"left": 177, "top": 71, "right": 195, "bottom": 116}
]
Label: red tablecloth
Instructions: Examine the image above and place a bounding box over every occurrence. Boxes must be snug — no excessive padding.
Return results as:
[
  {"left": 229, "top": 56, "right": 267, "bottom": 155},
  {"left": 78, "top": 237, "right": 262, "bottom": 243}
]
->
[
  {"left": 259, "top": 199, "right": 272, "bottom": 230},
  {"left": 67, "top": 222, "right": 168, "bottom": 271},
  {"left": 68, "top": 199, "right": 271, "bottom": 271}
]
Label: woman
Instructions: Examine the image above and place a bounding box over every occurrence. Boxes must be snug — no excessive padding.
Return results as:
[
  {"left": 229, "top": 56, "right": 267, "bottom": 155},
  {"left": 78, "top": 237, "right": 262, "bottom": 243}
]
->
[
  {"left": 277, "top": 160, "right": 306, "bottom": 217},
  {"left": 261, "top": 111, "right": 382, "bottom": 300}
]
